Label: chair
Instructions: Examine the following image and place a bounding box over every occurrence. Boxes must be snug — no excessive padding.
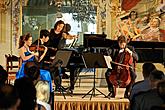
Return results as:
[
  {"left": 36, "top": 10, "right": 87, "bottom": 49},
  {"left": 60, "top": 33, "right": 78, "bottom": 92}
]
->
[{"left": 5, "top": 54, "right": 19, "bottom": 83}]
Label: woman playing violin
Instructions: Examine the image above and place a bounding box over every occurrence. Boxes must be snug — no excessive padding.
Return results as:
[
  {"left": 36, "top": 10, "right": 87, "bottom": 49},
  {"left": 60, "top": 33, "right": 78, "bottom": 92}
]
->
[
  {"left": 47, "top": 20, "right": 78, "bottom": 94},
  {"left": 47, "top": 20, "right": 77, "bottom": 50},
  {"left": 16, "top": 33, "right": 39, "bottom": 79},
  {"left": 16, "top": 33, "right": 53, "bottom": 93},
  {"left": 105, "top": 35, "right": 138, "bottom": 98}
]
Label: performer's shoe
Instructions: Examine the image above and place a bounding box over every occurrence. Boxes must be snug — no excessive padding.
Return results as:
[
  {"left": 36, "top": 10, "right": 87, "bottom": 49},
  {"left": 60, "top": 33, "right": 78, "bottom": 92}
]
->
[
  {"left": 124, "top": 92, "right": 129, "bottom": 98},
  {"left": 66, "top": 87, "right": 74, "bottom": 96},
  {"left": 70, "top": 89, "right": 73, "bottom": 97},
  {"left": 55, "top": 85, "right": 66, "bottom": 92}
]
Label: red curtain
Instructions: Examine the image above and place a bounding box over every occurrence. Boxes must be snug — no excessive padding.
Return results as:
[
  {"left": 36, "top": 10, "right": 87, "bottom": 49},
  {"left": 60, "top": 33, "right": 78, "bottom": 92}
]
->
[{"left": 121, "top": 0, "right": 141, "bottom": 11}]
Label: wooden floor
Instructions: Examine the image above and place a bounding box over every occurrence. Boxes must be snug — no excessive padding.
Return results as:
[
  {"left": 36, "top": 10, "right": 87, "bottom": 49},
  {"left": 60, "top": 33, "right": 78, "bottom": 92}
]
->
[
  {"left": 53, "top": 63, "right": 165, "bottom": 110},
  {"left": 54, "top": 87, "right": 125, "bottom": 98},
  {"left": 54, "top": 87, "right": 129, "bottom": 110}
]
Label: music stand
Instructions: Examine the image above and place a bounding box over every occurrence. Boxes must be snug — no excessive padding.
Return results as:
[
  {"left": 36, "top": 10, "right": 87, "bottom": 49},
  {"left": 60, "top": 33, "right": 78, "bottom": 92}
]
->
[
  {"left": 82, "top": 52, "right": 108, "bottom": 100},
  {"left": 51, "top": 50, "right": 72, "bottom": 99}
]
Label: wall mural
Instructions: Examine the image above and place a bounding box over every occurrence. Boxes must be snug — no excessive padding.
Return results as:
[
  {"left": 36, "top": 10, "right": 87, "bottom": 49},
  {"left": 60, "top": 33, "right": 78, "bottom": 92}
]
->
[
  {"left": 114, "top": 0, "right": 165, "bottom": 42},
  {"left": 12, "top": 0, "right": 21, "bottom": 47}
]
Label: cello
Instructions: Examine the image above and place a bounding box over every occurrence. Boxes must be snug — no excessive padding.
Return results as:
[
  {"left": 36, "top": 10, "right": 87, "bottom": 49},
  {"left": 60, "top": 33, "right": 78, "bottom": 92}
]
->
[{"left": 109, "top": 49, "right": 133, "bottom": 88}]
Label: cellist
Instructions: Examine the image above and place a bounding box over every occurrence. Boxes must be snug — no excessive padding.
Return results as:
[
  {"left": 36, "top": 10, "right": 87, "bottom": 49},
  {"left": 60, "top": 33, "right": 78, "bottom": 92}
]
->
[{"left": 105, "top": 35, "right": 138, "bottom": 98}]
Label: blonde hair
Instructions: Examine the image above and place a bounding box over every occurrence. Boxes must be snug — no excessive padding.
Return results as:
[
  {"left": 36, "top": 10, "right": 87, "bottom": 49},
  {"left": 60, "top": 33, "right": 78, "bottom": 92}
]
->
[{"left": 35, "top": 80, "right": 50, "bottom": 103}]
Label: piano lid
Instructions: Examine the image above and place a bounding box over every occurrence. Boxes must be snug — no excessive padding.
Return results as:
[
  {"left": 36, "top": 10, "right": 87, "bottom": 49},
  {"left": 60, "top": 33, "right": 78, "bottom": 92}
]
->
[
  {"left": 83, "top": 34, "right": 165, "bottom": 63},
  {"left": 84, "top": 34, "right": 165, "bottom": 48}
]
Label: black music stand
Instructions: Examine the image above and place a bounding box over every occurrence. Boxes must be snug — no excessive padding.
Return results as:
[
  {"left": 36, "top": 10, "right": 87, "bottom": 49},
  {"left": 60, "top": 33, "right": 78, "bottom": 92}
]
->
[
  {"left": 51, "top": 50, "right": 72, "bottom": 99},
  {"left": 82, "top": 52, "right": 108, "bottom": 100}
]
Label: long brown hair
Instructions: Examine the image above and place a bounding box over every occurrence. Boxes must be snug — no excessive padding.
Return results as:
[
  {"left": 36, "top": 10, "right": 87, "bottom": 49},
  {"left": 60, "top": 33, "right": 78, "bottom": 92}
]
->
[{"left": 18, "top": 33, "right": 32, "bottom": 49}]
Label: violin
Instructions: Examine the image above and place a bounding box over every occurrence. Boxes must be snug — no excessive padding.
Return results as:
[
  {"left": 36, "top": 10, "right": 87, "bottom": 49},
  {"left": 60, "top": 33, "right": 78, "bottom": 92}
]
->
[
  {"left": 29, "top": 45, "right": 57, "bottom": 52},
  {"left": 29, "top": 45, "right": 45, "bottom": 52},
  {"left": 109, "top": 49, "right": 132, "bottom": 88}
]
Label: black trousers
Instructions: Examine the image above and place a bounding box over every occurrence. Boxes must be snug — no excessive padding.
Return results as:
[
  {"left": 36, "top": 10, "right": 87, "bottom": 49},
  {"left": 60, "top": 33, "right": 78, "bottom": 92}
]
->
[
  {"left": 53, "top": 65, "right": 81, "bottom": 90},
  {"left": 105, "top": 68, "right": 137, "bottom": 94},
  {"left": 68, "top": 65, "right": 82, "bottom": 90}
]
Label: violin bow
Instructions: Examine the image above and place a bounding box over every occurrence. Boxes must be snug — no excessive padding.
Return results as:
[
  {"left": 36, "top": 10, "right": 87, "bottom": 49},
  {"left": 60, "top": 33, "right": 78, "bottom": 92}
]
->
[
  {"left": 107, "top": 55, "right": 134, "bottom": 69},
  {"left": 37, "top": 26, "right": 42, "bottom": 52},
  {"left": 36, "top": 26, "right": 41, "bottom": 62}
]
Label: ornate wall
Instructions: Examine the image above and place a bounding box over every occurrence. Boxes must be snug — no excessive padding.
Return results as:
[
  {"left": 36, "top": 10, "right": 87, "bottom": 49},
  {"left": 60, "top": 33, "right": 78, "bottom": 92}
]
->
[
  {"left": 93, "top": 0, "right": 163, "bottom": 39},
  {"left": 93, "top": 0, "right": 120, "bottom": 39},
  {"left": 0, "top": 0, "right": 23, "bottom": 67}
]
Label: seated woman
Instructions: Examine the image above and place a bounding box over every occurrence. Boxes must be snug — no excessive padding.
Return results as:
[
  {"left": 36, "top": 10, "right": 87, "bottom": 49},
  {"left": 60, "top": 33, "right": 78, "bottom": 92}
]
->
[
  {"left": 35, "top": 80, "right": 51, "bottom": 110},
  {"left": 16, "top": 33, "right": 52, "bottom": 92}
]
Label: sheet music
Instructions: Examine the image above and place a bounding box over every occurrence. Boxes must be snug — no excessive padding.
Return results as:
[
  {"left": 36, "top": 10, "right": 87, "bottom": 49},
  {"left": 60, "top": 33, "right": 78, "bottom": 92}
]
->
[{"left": 104, "top": 56, "right": 112, "bottom": 69}]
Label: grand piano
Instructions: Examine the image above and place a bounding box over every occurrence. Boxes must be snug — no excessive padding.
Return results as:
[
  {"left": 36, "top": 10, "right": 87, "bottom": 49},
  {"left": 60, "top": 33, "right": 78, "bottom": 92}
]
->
[
  {"left": 83, "top": 34, "right": 165, "bottom": 65},
  {"left": 47, "top": 34, "right": 165, "bottom": 90}
]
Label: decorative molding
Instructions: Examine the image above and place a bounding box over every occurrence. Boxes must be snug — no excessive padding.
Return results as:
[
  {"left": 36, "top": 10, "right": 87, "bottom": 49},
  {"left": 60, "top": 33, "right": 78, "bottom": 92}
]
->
[
  {"left": 91, "top": 0, "right": 100, "bottom": 6},
  {"left": 12, "top": 0, "right": 23, "bottom": 47},
  {"left": 0, "top": 0, "right": 10, "bottom": 14}
]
